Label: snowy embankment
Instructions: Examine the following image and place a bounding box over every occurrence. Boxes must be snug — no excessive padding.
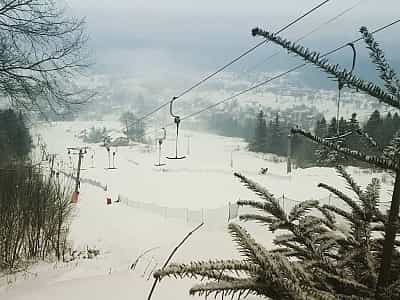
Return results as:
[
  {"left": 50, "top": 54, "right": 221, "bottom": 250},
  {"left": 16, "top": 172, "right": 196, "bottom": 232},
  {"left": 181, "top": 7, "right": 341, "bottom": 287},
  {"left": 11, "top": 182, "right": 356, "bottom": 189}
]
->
[{"left": 0, "top": 121, "right": 393, "bottom": 300}]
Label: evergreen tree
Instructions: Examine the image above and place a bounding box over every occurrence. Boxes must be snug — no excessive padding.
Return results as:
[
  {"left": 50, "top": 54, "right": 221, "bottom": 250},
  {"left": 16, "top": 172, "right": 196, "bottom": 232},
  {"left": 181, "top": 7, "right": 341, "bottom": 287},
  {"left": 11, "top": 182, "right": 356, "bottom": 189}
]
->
[
  {"left": 345, "top": 113, "right": 364, "bottom": 160},
  {"left": 120, "top": 111, "right": 146, "bottom": 142},
  {"left": 383, "top": 112, "right": 396, "bottom": 146},
  {"left": 338, "top": 116, "right": 347, "bottom": 134},
  {"left": 291, "top": 134, "right": 316, "bottom": 167},
  {"left": 393, "top": 112, "right": 400, "bottom": 129},
  {"left": 156, "top": 170, "right": 399, "bottom": 299},
  {"left": 154, "top": 26, "right": 400, "bottom": 299},
  {"left": 243, "top": 118, "right": 255, "bottom": 142},
  {"left": 316, "top": 117, "right": 347, "bottom": 166},
  {"left": 249, "top": 110, "right": 267, "bottom": 152},
  {"left": 327, "top": 117, "right": 338, "bottom": 137},
  {"left": 314, "top": 116, "right": 328, "bottom": 137},
  {"left": 0, "top": 109, "right": 32, "bottom": 165},
  {"left": 348, "top": 113, "right": 359, "bottom": 131},
  {"left": 364, "top": 110, "right": 384, "bottom": 146},
  {"left": 270, "top": 113, "right": 284, "bottom": 155}
]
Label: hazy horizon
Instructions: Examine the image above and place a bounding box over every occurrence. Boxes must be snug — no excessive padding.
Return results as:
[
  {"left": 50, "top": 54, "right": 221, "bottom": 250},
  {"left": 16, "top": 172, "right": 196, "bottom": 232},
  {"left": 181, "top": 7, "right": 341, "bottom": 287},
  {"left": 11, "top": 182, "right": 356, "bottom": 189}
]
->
[{"left": 65, "top": 0, "right": 399, "bottom": 76}]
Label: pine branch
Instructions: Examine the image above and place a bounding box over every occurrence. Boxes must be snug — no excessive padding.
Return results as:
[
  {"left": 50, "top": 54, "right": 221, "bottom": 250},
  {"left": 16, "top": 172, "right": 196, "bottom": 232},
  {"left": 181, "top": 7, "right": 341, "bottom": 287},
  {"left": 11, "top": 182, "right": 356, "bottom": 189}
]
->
[
  {"left": 387, "top": 278, "right": 400, "bottom": 299},
  {"left": 237, "top": 199, "right": 287, "bottom": 226},
  {"left": 228, "top": 223, "right": 271, "bottom": 268},
  {"left": 383, "top": 130, "right": 400, "bottom": 162},
  {"left": 189, "top": 279, "right": 264, "bottom": 298},
  {"left": 360, "top": 26, "right": 399, "bottom": 98},
  {"left": 361, "top": 178, "right": 381, "bottom": 213},
  {"left": 317, "top": 206, "right": 337, "bottom": 229},
  {"left": 235, "top": 172, "right": 287, "bottom": 221},
  {"left": 278, "top": 241, "right": 310, "bottom": 259},
  {"left": 315, "top": 231, "right": 345, "bottom": 245},
  {"left": 153, "top": 260, "right": 257, "bottom": 282},
  {"left": 239, "top": 213, "right": 278, "bottom": 226},
  {"left": 300, "top": 216, "right": 328, "bottom": 235},
  {"left": 371, "top": 224, "right": 385, "bottom": 232},
  {"left": 288, "top": 200, "right": 319, "bottom": 222},
  {"left": 274, "top": 233, "right": 297, "bottom": 245},
  {"left": 336, "top": 166, "right": 364, "bottom": 199},
  {"left": 355, "top": 129, "right": 380, "bottom": 149},
  {"left": 323, "top": 204, "right": 354, "bottom": 223},
  {"left": 324, "top": 129, "right": 379, "bottom": 150},
  {"left": 291, "top": 128, "right": 400, "bottom": 170},
  {"left": 318, "top": 239, "right": 340, "bottom": 253},
  {"left": 315, "top": 268, "right": 372, "bottom": 297},
  {"left": 318, "top": 183, "right": 365, "bottom": 218},
  {"left": 252, "top": 27, "right": 400, "bottom": 108}
]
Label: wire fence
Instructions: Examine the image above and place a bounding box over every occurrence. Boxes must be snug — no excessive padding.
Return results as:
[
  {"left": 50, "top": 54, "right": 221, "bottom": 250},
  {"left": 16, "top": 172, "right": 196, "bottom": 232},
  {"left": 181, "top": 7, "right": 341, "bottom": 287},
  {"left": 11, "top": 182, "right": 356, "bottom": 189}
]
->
[
  {"left": 119, "top": 195, "right": 233, "bottom": 228},
  {"left": 57, "top": 169, "right": 392, "bottom": 225},
  {"left": 59, "top": 170, "right": 107, "bottom": 191},
  {"left": 120, "top": 190, "right": 393, "bottom": 227}
]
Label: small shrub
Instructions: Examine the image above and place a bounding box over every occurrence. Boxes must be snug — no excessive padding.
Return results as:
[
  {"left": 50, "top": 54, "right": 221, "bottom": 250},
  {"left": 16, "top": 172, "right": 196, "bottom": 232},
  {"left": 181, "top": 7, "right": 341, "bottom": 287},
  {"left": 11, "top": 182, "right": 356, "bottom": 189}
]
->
[{"left": 0, "top": 164, "right": 74, "bottom": 271}]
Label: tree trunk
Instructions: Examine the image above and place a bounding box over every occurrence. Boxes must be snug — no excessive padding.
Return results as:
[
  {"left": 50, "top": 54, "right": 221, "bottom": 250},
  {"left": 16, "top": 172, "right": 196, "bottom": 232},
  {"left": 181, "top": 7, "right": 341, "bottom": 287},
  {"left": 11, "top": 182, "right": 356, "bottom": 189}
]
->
[{"left": 376, "top": 170, "right": 400, "bottom": 298}]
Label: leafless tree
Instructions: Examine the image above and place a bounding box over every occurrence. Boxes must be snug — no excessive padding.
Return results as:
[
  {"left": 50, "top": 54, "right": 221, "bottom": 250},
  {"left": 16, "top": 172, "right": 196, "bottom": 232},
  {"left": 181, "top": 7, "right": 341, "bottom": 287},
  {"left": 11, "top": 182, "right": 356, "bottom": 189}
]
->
[{"left": 0, "top": 0, "right": 93, "bottom": 116}]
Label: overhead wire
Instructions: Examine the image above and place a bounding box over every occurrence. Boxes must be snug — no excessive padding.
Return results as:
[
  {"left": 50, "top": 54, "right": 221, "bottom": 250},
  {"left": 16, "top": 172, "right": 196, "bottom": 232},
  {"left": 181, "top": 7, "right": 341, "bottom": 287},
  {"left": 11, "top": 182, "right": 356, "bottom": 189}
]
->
[
  {"left": 243, "top": 0, "right": 364, "bottom": 74},
  {"left": 139, "top": 18, "right": 400, "bottom": 141},
  {"left": 125, "top": 0, "right": 333, "bottom": 130},
  {"left": 179, "top": 18, "right": 400, "bottom": 122}
]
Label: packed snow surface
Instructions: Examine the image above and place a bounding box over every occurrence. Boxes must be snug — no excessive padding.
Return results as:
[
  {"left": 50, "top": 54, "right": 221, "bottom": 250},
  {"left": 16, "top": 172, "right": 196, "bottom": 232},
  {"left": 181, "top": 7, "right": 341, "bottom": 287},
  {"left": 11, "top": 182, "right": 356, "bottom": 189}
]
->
[{"left": 0, "top": 121, "right": 393, "bottom": 300}]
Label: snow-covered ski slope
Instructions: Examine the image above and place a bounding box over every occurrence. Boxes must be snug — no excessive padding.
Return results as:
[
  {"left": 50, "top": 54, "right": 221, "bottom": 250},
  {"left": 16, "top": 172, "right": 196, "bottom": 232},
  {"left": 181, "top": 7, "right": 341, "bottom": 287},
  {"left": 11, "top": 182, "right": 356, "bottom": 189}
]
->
[{"left": 0, "top": 121, "right": 393, "bottom": 300}]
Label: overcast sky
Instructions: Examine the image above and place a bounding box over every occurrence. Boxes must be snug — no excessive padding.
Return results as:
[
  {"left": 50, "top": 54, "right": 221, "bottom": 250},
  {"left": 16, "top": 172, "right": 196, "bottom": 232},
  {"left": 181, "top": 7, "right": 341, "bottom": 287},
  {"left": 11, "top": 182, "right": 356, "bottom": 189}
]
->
[{"left": 64, "top": 0, "right": 400, "bottom": 80}]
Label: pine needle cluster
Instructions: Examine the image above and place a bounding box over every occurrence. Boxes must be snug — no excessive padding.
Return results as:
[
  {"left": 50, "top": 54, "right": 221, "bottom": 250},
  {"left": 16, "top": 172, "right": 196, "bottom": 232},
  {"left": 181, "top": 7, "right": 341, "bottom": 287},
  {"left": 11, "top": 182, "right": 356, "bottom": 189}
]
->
[
  {"left": 154, "top": 170, "right": 400, "bottom": 299},
  {"left": 154, "top": 26, "right": 400, "bottom": 299}
]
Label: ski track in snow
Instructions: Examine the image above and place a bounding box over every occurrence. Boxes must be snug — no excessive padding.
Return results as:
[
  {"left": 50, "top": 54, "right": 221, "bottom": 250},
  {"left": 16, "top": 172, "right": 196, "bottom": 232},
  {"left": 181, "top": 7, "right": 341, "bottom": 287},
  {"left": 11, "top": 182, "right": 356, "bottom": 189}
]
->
[{"left": 0, "top": 121, "right": 393, "bottom": 300}]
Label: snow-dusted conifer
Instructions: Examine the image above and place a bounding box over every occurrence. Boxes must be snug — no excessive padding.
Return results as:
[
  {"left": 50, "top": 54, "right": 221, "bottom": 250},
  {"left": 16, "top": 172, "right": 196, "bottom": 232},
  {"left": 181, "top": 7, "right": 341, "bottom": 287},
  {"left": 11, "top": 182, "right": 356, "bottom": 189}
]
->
[
  {"left": 154, "top": 27, "right": 400, "bottom": 300},
  {"left": 155, "top": 170, "right": 400, "bottom": 299}
]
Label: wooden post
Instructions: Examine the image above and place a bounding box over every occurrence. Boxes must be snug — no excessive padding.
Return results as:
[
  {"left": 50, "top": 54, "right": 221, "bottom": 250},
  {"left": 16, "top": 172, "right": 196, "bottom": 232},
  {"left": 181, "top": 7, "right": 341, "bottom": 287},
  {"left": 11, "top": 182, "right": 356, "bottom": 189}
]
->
[
  {"left": 228, "top": 202, "right": 231, "bottom": 222},
  {"left": 50, "top": 154, "right": 55, "bottom": 177},
  {"left": 125, "top": 119, "right": 130, "bottom": 143},
  {"left": 377, "top": 170, "right": 400, "bottom": 297},
  {"left": 158, "top": 140, "right": 162, "bottom": 165},
  {"left": 75, "top": 149, "right": 83, "bottom": 193},
  {"left": 287, "top": 133, "right": 292, "bottom": 174},
  {"left": 107, "top": 147, "right": 111, "bottom": 169}
]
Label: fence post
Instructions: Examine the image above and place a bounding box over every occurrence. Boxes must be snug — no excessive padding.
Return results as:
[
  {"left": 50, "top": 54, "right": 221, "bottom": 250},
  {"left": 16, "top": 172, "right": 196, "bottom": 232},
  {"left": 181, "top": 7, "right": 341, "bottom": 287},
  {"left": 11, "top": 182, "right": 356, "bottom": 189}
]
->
[{"left": 282, "top": 194, "right": 285, "bottom": 212}]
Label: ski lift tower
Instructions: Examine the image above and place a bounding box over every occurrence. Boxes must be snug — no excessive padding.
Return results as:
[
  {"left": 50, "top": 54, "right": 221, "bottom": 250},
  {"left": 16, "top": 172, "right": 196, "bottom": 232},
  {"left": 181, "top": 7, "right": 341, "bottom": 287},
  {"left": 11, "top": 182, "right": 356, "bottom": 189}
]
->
[{"left": 67, "top": 146, "right": 88, "bottom": 193}]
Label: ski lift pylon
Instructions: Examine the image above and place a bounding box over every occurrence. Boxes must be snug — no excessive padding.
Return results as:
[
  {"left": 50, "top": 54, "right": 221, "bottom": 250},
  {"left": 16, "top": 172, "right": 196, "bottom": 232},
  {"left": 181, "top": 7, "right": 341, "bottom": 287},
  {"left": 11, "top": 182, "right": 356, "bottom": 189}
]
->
[
  {"left": 167, "top": 97, "right": 186, "bottom": 160},
  {"left": 105, "top": 146, "right": 117, "bottom": 170},
  {"left": 155, "top": 128, "right": 166, "bottom": 166},
  {"left": 336, "top": 43, "right": 357, "bottom": 135}
]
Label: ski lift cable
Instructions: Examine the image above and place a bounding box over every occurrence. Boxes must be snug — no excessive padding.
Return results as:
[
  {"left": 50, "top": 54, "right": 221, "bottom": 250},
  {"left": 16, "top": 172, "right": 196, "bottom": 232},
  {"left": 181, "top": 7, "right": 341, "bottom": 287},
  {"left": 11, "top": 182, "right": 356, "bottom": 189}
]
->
[
  {"left": 178, "top": 18, "right": 400, "bottom": 123},
  {"left": 124, "top": 0, "right": 333, "bottom": 131},
  {"left": 136, "top": 18, "right": 400, "bottom": 143},
  {"left": 244, "top": 0, "right": 364, "bottom": 74}
]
